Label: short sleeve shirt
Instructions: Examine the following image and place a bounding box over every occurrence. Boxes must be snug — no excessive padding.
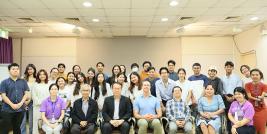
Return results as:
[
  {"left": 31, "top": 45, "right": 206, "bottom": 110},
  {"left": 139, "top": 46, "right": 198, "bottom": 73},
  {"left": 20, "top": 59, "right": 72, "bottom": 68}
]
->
[
  {"left": 0, "top": 78, "right": 29, "bottom": 112},
  {"left": 133, "top": 95, "right": 160, "bottom": 116},
  {"left": 40, "top": 96, "right": 66, "bottom": 119}
]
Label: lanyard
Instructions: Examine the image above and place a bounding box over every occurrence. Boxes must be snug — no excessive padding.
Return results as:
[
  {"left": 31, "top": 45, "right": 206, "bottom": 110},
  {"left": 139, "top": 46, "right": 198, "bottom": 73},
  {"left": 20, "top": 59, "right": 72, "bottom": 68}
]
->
[{"left": 52, "top": 102, "right": 56, "bottom": 114}]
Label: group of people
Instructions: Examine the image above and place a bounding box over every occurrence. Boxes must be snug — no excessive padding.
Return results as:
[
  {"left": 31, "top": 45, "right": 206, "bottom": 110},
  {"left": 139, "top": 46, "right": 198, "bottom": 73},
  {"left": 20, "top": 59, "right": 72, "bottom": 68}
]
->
[{"left": 0, "top": 60, "right": 266, "bottom": 134}]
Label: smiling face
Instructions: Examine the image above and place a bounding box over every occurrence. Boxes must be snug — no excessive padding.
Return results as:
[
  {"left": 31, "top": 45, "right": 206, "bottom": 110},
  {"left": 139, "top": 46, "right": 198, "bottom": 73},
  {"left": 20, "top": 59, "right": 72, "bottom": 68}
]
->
[
  {"left": 73, "top": 66, "right": 81, "bottom": 75},
  {"left": 173, "top": 87, "right": 182, "bottom": 99},
  {"left": 27, "top": 67, "right": 34, "bottom": 76},
  {"left": 9, "top": 66, "right": 20, "bottom": 78},
  {"left": 81, "top": 84, "right": 91, "bottom": 99},
  {"left": 168, "top": 63, "right": 175, "bottom": 72},
  {"left": 192, "top": 66, "right": 201, "bottom": 75},
  {"left": 117, "top": 74, "right": 125, "bottom": 84},
  {"left": 96, "top": 64, "right": 104, "bottom": 73},
  {"left": 112, "top": 83, "right": 122, "bottom": 97},
  {"left": 113, "top": 66, "right": 121, "bottom": 75},
  {"left": 58, "top": 65, "right": 65, "bottom": 73},
  {"left": 120, "top": 65, "right": 125, "bottom": 73},
  {"left": 57, "top": 78, "right": 65, "bottom": 88},
  {"left": 77, "top": 74, "right": 85, "bottom": 83},
  {"left": 234, "top": 91, "right": 245, "bottom": 103},
  {"left": 178, "top": 70, "right": 186, "bottom": 80},
  {"left": 87, "top": 70, "right": 95, "bottom": 79},
  {"left": 142, "top": 81, "right": 151, "bottom": 94},
  {"left": 39, "top": 71, "right": 47, "bottom": 82},
  {"left": 160, "top": 69, "right": 169, "bottom": 80},
  {"left": 143, "top": 63, "right": 150, "bottom": 72},
  {"left": 251, "top": 70, "right": 261, "bottom": 83},
  {"left": 148, "top": 69, "right": 156, "bottom": 78},
  {"left": 49, "top": 85, "right": 59, "bottom": 96},
  {"left": 204, "top": 85, "right": 215, "bottom": 97},
  {"left": 67, "top": 73, "right": 75, "bottom": 83},
  {"left": 225, "top": 65, "right": 233, "bottom": 74},
  {"left": 241, "top": 66, "right": 250, "bottom": 76},
  {"left": 97, "top": 74, "right": 104, "bottom": 83}
]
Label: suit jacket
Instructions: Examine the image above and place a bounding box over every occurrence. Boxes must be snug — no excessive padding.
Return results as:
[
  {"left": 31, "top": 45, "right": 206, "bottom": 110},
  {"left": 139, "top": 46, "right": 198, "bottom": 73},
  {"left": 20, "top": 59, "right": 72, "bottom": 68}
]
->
[
  {"left": 102, "top": 95, "right": 132, "bottom": 122},
  {"left": 71, "top": 97, "right": 98, "bottom": 124}
]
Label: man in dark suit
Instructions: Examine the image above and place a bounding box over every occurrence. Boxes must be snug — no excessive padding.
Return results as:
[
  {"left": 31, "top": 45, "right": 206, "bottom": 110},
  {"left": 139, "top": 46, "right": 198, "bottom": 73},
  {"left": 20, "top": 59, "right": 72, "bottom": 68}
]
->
[
  {"left": 70, "top": 84, "right": 98, "bottom": 134},
  {"left": 101, "top": 82, "right": 133, "bottom": 134}
]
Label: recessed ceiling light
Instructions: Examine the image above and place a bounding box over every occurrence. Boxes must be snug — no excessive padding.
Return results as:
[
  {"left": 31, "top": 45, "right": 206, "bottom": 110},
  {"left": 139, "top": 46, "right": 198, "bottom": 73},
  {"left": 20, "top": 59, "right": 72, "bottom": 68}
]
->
[
  {"left": 169, "top": 0, "right": 179, "bottom": 7},
  {"left": 92, "top": 18, "right": 99, "bottom": 22},
  {"left": 28, "top": 27, "right": 33, "bottom": 33},
  {"left": 161, "top": 18, "right": 168, "bottom": 22},
  {"left": 250, "top": 17, "right": 259, "bottom": 21},
  {"left": 83, "top": 1, "right": 92, "bottom": 7}
]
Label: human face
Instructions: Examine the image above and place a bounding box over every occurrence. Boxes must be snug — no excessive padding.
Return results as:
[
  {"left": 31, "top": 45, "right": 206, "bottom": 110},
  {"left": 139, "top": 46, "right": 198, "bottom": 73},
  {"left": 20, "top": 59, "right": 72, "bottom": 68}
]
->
[
  {"left": 27, "top": 67, "right": 34, "bottom": 76},
  {"left": 9, "top": 66, "right": 20, "bottom": 78},
  {"left": 67, "top": 73, "right": 75, "bottom": 83},
  {"left": 51, "top": 69, "right": 59, "bottom": 79},
  {"left": 81, "top": 85, "right": 90, "bottom": 99},
  {"left": 57, "top": 78, "right": 65, "bottom": 88},
  {"left": 173, "top": 87, "right": 182, "bottom": 99},
  {"left": 87, "top": 71, "right": 95, "bottom": 79},
  {"left": 142, "top": 81, "right": 151, "bottom": 93},
  {"left": 160, "top": 69, "right": 169, "bottom": 80},
  {"left": 58, "top": 65, "right": 65, "bottom": 73},
  {"left": 143, "top": 63, "right": 150, "bottom": 72},
  {"left": 251, "top": 71, "right": 261, "bottom": 83},
  {"left": 192, "top": 66, "right": 201, "bottom": 75},
  {"left": 148, "top": 69, "right": 155, "bottom": 78},
  {"left": 77, "top": 74, "right": 84, "bottom": 83},
  {"left": 234, "top": 91, "right": 245, "bottom": 103},
  {"left": 112, "top": 83, "right": 122, "bottom": 97},
  {"left": 50, "top": 85, "right": 58, "bottom": 96},
  {"left": 205, "top": 85, "right": 214, "bottom": 97},
  {"left": 113, "top": 66, "right": 120, "bottom": 75},
  {"left": 97, "top": 74, "right": 104, "bottom": 83},
  {"left": 120, "top": 65, "right": 125, "bottom": 73},
  {"left": 73, "top": 66, "right": 81, "bottom": 75},
  {"left": 208, "top": 70, "right": 217, "bottom": 78},
  {"left": 241, "top": 66, "right": 250, "bottom": 76},
  {"left": 117, "top": 74, "right": 125, "bottom": 84},
  {"left": 130, "top": 74, "right": 138, "bottom": 84},
  {"left": 97, "top": 64, "right": 104, "bottom": 73},
  {"left": 178, "top": 70, "right": 186, "bottom": 80},
  {"left": 168, "top": 63, "right": 175, "bottom": 72},
  {"left": 225, "top": 65, "right": 233, "bottom": 74},
  {"left": 39, "top": 71, "right": 47, "bottom": 82}
]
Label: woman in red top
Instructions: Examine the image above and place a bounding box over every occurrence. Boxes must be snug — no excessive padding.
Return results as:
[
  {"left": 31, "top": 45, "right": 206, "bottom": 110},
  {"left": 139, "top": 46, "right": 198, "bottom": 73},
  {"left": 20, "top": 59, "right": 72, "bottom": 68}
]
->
[{"left": 245, "top": 68, "right": 267, "bottom": 134}]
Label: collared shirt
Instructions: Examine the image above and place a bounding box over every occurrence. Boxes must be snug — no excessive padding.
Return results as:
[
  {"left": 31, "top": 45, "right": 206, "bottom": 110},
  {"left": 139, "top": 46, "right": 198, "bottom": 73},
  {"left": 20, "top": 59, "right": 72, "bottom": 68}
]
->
[
  {"left": 0, "top": 77, "right": 29, "bottom": 112},
  {"left": 155, "top": 78, "right": 177, "bottom": 101},
  {"left": 113, "top": 99, "right": 120, "bottom": 119},
  {"left": 221, "top": 73, "right": 242, "bottom": 95},
  {"left": 133, "top": 95, "right": 160, "bottom": 116},
  {"left": 166, "top": 98, "right": 191, "bottom": 121},
  {"left": 82, "top": 98, "right": 89, "bottom": 116},
  {"left": 169, "top": 72, "right": 179, "bottom": 81},
  {"left": 145, "top": 77, "right": 160, "bottom": 97},
  {"left": 40, "top": 96, "right": 66, "bottom": 119}
]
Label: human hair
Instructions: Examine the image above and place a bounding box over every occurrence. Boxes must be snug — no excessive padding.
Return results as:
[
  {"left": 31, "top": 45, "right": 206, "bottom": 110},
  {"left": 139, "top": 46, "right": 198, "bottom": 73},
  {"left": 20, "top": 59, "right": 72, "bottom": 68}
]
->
[
  {"left": 131, "top": 63, "right": 139, "bottom": 69},
  {"left": 168, "top": 60, "right": 176, "bottom": 66},
  {"left": 73, "top": 72, "right": 87, "bottom": 96},
  {"left": 172, "top": 86, "right": 182, "bottom": 93},
  {"left": 147, "top": 66, "right": 155, "bottom": 72},
  {"left": 142, "top": 61, "right": 152, "bottom": 67},
  {"left": 24, "top": 64, "right": 37, "bottom": 81},
  {"left": 192, "top": 63, "right": 201, "bottom": 68},
  {"left": 233, "top": 87, "right": 249, "bottom": 100},
  {"left": 224, "top": 61, "right": 234, "bottom": 67},
  {"left": 8, "top": 63, "right": 19, "bottom": 70},
  {"left": 177, "top": 68, "right": 186, "bottom": 79},
  {"left": 120, "top": 65, "right": 126, "bottom": 74},
  {"left": 56, "top": 77, "right": 66, "bottom": 87},
  {"left": 66, "top": 72, "right": 75, "bottom": 84},
  {"left": 112, "top": 65, "right": 121, "bottom": 77},
  {"left": 72, "top": 65, "right": 81, "bottom": 73},
  {"left": 87, "top": 67, "right": 96, "bottom": 86},
  {"left": 128, "top": 72, "right": 142, "bottom": 93},
  {"left": 50, "top": 67, "right": 59, "bottom": 73},
  {"left": 36, "top": 69, "right": 49, "bottom": 84},
  {"left": 94, "top": 73, "right": 108, "bottom": 100},
  {"left": 49, "top": 83, "right": 59, "bottom": 91},
  {"left": 240, "top": 65, "right": 250, "bottom": 73},
  {"left": 250, "top": 68, "right": 264, "bottom": 80},
  {"left": 57, "top": 63, "right": 65, "bottom": 68},
  {"left": 159, "top": 67, "right": 169, "bottom": 74},
  {"left": 112, "top": 82, "right": 122, "bottom": 89},
  {"left": 96, "top": 62, "right": 105, "bottom": 67}
]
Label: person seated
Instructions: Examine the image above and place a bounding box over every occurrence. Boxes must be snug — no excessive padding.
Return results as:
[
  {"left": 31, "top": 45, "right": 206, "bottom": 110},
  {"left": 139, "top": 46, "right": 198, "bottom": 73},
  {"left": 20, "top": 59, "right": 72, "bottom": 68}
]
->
[
  {"left": 228, "top": 87, "right": 255, "bottom": 134},
  {"left": 197, "top": 84, "right": 225, "bottom": 134},
  {"left": 101, "top": 82, "right": 132, "bottom": 134},
  {"left": 134, "top": 80, "right": 162, "bottom": 134},
  {"left": 40, "top": 83, "right": 66, "bottom": 134},
  {"left": 70, "top": 84, "right": 98, "bottom": 134},
  {"left": 166, "top": 86, "right": 193, "bottom": 134}
]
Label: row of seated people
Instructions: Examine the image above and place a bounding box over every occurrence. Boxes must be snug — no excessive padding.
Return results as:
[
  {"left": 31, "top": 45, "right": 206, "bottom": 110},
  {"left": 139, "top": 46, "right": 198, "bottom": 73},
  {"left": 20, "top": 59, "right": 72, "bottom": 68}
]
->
[{"left": 39, "top": 81, "right": 256, "bottom": 134}]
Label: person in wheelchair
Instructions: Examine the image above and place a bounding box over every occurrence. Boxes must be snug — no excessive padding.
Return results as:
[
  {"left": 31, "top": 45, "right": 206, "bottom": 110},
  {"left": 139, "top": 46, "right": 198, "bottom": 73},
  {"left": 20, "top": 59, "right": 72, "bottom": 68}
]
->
[
  {"left": 166, "top": 86, "right": 193, "bottom": 134},
  {"left": 71, "top": 84, "right": 98, "bottom": 134},
  {"left": 101, "top": 82, "right": 132, "bottom": 134},
  {"left": 228, "top": 87, "right": 255, "bottom": 134},
  {"left": 40, "top": 83, "right": 66, "bottom": 134},
  {"left": 133, "top": 80, "right": 162, "bottom": 134},
  {"left": 197, "top": 84, "right": 225, "bottom": 134}
]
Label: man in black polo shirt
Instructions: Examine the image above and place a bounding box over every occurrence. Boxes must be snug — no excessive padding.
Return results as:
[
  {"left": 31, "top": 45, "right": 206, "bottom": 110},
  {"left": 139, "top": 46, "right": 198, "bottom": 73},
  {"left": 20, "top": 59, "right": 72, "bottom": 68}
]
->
[{"left": 0, "top": 63, "right": 29, "bottom": 134}]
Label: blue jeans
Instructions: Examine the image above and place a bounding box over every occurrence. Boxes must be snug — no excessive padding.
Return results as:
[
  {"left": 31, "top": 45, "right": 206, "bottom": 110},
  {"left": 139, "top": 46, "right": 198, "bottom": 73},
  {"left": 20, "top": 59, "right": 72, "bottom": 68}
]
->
[{"left": 20, "top": 106, "right": 33, "bottom": 134}]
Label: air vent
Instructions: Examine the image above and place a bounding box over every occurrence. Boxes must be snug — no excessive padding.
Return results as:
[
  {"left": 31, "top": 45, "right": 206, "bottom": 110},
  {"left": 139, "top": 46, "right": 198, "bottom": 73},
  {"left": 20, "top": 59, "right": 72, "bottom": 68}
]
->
[
  {"left": 224, "top": 16, "right": 241, "bottom": 22},
  {"left": 16, "top": 18, "right": 40, "bottom": 23},
  {"left": 0, "top": 18, "right": 7, "bottom": 21},
  {"left": 179, "top": 17, "right": 194, "bottom": 20},
  {"left": 64, "top": 18, "right": 80, "bottom": 21}
]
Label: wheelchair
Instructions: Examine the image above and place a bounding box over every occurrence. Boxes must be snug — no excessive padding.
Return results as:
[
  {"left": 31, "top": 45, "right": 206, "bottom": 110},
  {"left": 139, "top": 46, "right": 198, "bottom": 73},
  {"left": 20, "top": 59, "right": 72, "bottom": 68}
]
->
[{"left": 195, "top": 114, "right": 227, "bottom": 134}]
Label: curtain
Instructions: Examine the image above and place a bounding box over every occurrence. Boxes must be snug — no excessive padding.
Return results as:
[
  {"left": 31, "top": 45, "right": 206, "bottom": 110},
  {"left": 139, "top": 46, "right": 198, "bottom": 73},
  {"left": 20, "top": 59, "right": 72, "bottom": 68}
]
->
[{"left": 0, "top": 37, "right": 13, "bottom": 63}]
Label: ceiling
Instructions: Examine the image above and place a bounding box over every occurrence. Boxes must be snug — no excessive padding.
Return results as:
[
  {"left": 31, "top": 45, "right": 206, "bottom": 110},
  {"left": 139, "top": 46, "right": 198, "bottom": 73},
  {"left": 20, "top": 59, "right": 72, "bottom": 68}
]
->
[{"left": 1, "top": 0, "right": 267, "bottom": 38}]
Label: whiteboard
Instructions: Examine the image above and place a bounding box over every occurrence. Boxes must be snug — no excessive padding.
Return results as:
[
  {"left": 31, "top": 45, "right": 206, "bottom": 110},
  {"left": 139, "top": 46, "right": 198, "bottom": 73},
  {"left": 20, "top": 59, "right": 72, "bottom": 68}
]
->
[{"left": 0, "top": 64, "right": 9, "bottom": 83}]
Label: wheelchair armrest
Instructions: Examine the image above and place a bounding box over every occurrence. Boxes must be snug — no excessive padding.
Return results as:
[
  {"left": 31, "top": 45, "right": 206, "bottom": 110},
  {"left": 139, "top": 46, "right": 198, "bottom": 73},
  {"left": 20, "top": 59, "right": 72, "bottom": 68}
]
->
[
  {"left": 38, "top": 119, "right": 43, "bottom": 129},
  {"left": 129, "top": 117, "right": 136, "bottom": 127}
]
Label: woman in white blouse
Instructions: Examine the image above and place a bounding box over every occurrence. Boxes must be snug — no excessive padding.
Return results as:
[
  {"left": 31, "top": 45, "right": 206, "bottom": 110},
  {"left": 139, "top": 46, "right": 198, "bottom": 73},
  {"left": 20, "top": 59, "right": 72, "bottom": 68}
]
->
[
  {"left": 31, "top": 69, "right": 50, "bottom": 134},
  {"left": 175, "top": 68, "right": 192, "bottom": 105},
  {"left": 126, "top": 72, "right": 142, "bottom": 102},
  {"left": 71, "top": 72, "right": 87, "bottom": 107},
  {"left": 117, "top": 72, "right": 129, "bottom": 96},
  {"left": 91, "top": 73, "right": 112, "bottom": 111}
]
